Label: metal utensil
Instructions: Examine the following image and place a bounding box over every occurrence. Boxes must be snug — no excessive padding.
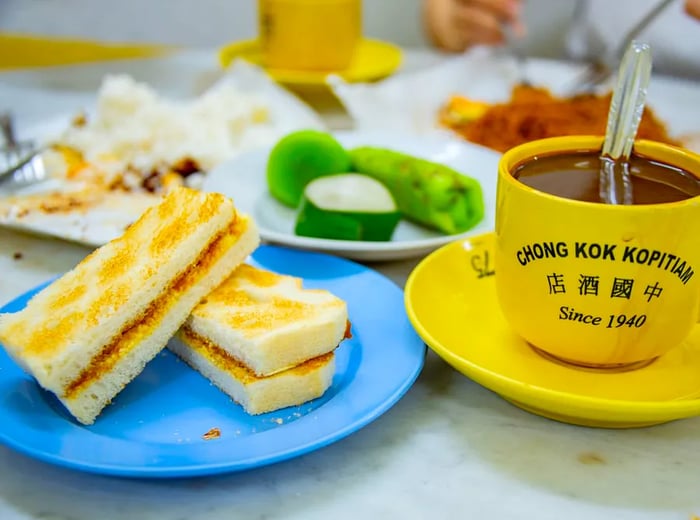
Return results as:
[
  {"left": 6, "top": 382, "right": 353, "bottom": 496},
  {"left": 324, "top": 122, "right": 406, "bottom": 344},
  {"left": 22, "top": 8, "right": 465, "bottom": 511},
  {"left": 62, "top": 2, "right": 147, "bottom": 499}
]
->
[
  {"left": 599, "top": 41, "right": 653, "bottom": 205},
  {"left": 563, "top": 0, "right": 602, "bottom": 63},
  {"left": 0, "top": 113, "right": 47, "bottom": 188},
  {"left": 502, "top": 22, "right": 530, "bottom": 86},
  {"left": 563, "top": 0, "right": 673, "bottom": 95}
]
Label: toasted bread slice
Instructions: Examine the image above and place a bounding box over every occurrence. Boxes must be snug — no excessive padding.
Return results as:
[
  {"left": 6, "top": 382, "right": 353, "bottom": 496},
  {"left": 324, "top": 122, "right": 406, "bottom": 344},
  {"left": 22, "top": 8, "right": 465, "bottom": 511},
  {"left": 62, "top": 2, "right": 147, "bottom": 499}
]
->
[
  {"left": 177, "top": 264, "right": 349, "bottom": 377},
  {"left": 171, "top": 327, "right": 335, "bottom": 415},
  {"left": 0, "top": 187, "right": 260, "bottom": 425}
]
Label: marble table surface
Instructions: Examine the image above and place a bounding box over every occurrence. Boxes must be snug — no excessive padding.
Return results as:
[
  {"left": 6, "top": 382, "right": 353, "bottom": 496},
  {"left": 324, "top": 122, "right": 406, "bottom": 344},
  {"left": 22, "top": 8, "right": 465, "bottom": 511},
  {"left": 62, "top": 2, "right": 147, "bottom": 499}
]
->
[{"left": 1, "top": 49, "right": 700, "bottom": 520}]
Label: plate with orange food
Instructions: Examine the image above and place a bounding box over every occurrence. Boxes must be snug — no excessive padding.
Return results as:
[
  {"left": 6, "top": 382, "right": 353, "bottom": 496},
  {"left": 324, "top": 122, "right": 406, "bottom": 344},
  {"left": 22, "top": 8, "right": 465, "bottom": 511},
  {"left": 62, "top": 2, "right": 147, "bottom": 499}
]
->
[{"left": 330, "top": 47, "right": 700, "bottom": 155}]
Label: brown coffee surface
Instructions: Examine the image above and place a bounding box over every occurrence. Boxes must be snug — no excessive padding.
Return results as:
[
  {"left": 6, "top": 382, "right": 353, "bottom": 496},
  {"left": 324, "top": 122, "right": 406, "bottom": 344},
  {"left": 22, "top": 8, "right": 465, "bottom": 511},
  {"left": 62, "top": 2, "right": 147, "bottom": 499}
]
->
[{"left": 512, "top": 150, "right": 700, "bottom": 204}]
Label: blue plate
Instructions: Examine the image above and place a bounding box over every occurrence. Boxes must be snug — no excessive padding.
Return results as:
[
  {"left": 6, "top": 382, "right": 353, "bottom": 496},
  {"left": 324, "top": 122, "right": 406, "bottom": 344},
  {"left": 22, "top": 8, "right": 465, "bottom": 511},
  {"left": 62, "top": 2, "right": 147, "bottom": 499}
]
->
[{"left": 0, "top": 245, "right": 425, "bottom": 478}]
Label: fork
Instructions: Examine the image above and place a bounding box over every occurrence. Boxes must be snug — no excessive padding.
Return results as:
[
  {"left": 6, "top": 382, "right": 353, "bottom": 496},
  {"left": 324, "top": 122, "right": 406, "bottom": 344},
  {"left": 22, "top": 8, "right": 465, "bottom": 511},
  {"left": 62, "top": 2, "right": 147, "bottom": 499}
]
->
[
  {"left": 502, "top": 22, "right": 530, "bottom": 86},
  {"left": 562, "top": 0, "right": 675, "bottom": 95},
  {"left": 0, "top": 113, "right": 47, "bottom": 188}
]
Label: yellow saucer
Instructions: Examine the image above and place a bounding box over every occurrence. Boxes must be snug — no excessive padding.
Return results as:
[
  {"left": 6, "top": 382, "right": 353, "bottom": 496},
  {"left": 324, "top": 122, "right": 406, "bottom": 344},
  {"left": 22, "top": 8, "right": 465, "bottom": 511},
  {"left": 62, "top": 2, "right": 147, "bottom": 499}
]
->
[
  {"left": 405, "top": 233, "right": 700, "bottom": 429},
  {"left": 218, "top": 38, "right": 402, "bottom": 86}
]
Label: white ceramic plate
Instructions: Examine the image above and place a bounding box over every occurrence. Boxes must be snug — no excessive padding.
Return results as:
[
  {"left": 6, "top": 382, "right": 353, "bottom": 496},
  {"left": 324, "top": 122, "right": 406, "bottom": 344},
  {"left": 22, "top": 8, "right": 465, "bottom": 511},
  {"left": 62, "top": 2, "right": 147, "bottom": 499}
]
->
[
  {"left": 202, "top": 130, "right": 501, "bottom": 261},
  {"left": 0, "top": 184, "right": 161, "bottom": 248},
  {"left": 0, "top": 60, "right": 327, "bottom": 248}
]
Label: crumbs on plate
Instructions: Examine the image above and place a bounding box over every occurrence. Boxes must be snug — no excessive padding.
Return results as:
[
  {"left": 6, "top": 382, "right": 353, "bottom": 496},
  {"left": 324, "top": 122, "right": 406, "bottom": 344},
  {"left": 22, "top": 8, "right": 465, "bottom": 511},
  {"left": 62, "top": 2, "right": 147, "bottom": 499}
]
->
[
  {"left": 202, "top": 427, "right": 221, "bottom": 440},
  {"left": 577, "top": 451, "right": 606, "bottom": 465}
]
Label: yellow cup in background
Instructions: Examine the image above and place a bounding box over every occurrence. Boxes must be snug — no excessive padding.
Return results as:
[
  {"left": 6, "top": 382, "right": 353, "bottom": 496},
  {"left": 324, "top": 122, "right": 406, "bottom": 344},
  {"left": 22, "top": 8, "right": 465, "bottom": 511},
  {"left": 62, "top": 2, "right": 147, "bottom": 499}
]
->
[
  {"left": 258, "top": 0, "right": 362, "bottom": 71},
  {"left": 495, "top": 136, "right": 700, "bottom": 370}
]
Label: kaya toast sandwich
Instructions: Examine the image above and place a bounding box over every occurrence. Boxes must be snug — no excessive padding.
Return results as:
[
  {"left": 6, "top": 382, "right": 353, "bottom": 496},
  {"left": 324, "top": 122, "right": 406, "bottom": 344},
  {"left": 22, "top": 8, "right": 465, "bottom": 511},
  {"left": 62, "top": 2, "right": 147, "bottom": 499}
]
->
[
  {"left": 171, "top": 264, "right": 350, "bottom": 414},
  {"left": 0, "top": 186, "right": 259, "bottom": 425}
]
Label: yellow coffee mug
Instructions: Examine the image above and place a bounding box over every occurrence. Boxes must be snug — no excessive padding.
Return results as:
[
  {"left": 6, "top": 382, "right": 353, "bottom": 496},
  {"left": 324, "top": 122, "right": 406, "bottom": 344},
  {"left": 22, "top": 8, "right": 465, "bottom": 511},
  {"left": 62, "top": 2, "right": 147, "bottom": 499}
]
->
[
  {"left": 258, "top": 0, "right": 361, "bottom": 71},
  {"left": 495, "top": 136, "right": 700, "bottom": 370}
]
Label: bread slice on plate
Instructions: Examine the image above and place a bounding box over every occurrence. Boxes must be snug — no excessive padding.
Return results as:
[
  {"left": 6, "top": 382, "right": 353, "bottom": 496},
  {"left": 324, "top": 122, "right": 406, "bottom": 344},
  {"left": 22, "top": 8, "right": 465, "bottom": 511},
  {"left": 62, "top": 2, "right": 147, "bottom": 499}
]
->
[
  {"left": 0, "top": 186, "right": 259, "bottom": 425},
  {"left": 176, "top": 264, "right": 349, "bottom": 376},
  {"left": 174, "top": 328, "right": 337, "bottom": 415},
  {"left": 170, "top": 264, "right": 350, "bottom": 414}
]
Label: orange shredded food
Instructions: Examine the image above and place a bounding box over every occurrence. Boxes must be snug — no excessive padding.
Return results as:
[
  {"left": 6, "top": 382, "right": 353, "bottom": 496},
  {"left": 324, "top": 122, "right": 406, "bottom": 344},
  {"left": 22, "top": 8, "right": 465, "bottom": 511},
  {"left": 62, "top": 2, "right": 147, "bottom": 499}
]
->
[{"left": 439, "top": 85, "right": 678, "bottom": 153}]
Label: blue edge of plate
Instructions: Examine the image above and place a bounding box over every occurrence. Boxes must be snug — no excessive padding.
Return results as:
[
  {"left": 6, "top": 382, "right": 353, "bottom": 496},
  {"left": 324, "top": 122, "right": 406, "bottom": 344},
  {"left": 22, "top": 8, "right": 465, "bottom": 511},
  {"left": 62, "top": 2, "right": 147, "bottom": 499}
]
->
[{"left": 0, "top": 245, "right": 426, "bottom": 479}]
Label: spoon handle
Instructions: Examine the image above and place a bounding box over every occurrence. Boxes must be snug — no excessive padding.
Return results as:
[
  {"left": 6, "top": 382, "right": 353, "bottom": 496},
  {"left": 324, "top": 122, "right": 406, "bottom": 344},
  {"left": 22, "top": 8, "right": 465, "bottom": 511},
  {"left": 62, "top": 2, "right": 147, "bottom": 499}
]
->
[
  {"left": 600, "top": 41, "right": 652, "bottom": 205},
  {"left": 602, "top": 41, "right": 652, "bottom": 160}
]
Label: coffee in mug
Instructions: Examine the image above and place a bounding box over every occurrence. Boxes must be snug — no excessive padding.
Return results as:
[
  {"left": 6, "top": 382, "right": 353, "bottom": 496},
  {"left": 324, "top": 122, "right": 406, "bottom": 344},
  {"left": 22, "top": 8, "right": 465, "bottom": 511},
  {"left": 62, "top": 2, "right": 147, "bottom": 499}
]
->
[
  {"left": 495, "top": 136, "right": 700, "bottom": 370},
  {"left": 513, "top": 150, "right": 700, "bottom": 204}
]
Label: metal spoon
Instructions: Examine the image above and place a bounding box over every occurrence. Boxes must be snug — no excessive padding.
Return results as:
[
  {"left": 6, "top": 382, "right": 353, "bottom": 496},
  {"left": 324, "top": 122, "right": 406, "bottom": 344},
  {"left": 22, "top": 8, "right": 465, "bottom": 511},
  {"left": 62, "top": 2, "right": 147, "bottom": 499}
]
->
[{"left": 599, "top": 40, "right": 652, "bottom": 205}]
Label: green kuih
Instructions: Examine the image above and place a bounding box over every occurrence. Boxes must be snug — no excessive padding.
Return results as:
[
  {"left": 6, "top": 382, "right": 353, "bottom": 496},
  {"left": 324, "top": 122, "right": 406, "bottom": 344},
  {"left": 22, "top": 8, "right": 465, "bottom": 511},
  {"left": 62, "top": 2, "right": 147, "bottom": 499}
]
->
[
  {"left": 348, "top": 147, "right": 485, "bottom": 234},
  {"left": 266, "top": 130, "right": 351, "bottom": 208},
  {"left": 295, "top": 173, "right": 401, "bottom": 241}
]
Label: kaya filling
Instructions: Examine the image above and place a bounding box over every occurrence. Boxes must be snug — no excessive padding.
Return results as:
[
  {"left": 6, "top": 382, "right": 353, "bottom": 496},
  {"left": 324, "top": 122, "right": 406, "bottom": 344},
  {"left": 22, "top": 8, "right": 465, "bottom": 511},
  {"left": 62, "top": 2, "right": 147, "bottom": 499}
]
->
[
  {"left": 64, "top": 215, "right": 247, "bottom": 398},
  {"left": 179, "top": 326, "right": 334, "bottom": 382}
]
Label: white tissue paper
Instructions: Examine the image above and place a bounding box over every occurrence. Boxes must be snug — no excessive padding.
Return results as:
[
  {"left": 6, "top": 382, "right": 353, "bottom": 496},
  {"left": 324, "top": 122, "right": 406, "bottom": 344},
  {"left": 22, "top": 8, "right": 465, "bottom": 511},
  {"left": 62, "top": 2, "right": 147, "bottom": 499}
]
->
[
  {"left": 327, "top": 47, "right": 577, "bottom": 135},
  {"left": 328, "top": 46, "right": 700, "bottom": 147}
]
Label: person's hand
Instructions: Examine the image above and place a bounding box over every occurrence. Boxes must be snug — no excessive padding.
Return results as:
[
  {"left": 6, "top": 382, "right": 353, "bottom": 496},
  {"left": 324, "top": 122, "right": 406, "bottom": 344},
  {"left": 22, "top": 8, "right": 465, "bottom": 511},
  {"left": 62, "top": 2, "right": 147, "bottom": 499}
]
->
[
  {"left": 685, "top": 0, "right": 700, "bottom": 19},
  {"left": 423, "top": 0, "right": 524, "bottom": 53}
]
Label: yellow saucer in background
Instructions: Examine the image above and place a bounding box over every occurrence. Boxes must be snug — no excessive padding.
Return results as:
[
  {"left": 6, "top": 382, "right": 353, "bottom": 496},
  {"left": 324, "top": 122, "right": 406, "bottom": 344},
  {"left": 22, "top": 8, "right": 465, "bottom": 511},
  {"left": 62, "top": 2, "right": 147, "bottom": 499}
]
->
[
  {"left": 404, "top": 232, "right": 700, "bottom": 429},
  {"left": 218, "top": 38, "right": 402, "bottom": 86}
]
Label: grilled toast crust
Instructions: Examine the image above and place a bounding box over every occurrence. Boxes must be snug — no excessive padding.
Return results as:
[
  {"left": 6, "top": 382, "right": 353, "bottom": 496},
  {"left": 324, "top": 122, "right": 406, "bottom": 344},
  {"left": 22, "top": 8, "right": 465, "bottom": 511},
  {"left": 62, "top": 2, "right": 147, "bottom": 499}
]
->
[
  {"left": 180, "top": 264, "right": 348, "bottom": 376},
  {"left": 65, "top": 215, "right": 256, "bottom": 399},
  {"left": 0, "top": 187, "right": 260, "bottom": 424}
]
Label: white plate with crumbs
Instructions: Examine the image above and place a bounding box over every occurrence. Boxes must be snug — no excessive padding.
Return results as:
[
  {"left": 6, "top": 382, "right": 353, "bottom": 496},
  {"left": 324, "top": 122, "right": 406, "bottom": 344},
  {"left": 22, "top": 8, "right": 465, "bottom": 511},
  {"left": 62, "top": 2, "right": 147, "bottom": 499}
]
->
[
  {"left": 203, "top": 129, "right": 501, "bottom": 261},
  {"left": 0, "top": 59, "right": 326, "bottom": 248}
]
